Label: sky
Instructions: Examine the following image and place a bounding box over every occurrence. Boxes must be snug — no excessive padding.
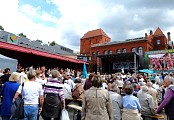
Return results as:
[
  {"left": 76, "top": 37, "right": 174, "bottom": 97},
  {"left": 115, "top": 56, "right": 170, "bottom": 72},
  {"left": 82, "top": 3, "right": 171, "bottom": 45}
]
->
[{"left": 0, "top": 0, "right": 174, "bottom": 52}]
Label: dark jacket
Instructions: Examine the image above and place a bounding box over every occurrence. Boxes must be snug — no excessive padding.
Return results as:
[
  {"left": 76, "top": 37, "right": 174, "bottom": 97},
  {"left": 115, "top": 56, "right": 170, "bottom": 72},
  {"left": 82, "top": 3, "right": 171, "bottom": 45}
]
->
[{"left": 157, "top": 85, "right": 174, "bottom": 119}]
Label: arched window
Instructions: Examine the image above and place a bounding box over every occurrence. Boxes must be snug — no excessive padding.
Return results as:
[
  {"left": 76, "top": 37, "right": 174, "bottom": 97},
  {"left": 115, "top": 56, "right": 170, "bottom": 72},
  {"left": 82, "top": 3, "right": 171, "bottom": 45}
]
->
[
  {"left": 103, "top": 50, "right": 108, "bottom": 55},
  {"left": 116, "top": 49, "right": 121, "bottom": 53},
  {"left": 131, "top": 47, "right": 136, "bottom": 52},
  {"left": 97, "top": 51, "right": 100, "bottom": 55},
  {"left": 92, "top": 52, "right": 96, "bottom": 59},
  {"left": 108, "top": 50, "right": 112, "bottom": 54},
  {"left": 122, "top": 48, "right": 126, "bottom": 53},
  {"left": 138, "top": 46, "right": 143, "bottom": 55}
]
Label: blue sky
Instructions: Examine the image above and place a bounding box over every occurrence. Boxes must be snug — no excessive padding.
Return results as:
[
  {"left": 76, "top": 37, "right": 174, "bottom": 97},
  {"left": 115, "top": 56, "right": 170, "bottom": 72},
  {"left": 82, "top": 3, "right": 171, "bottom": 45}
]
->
[{"left": 0, "top": 0, "right": 174, "bottom": 52}]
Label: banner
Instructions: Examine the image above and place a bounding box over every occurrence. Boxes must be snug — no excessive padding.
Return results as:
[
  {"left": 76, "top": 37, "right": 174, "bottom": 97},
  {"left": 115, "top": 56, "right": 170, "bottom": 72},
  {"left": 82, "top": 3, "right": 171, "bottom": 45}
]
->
[
  {"left": 113, "top": 62, "right": 134, "bottom": 70},
  {"left": 145, "top": 49, "right": 174, "bottom": 71}
]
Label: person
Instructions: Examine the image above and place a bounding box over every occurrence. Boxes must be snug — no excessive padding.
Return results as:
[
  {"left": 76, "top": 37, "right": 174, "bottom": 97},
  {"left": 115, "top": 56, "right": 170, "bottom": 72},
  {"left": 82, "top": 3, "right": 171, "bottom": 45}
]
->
[
  {"left": 0, "top": 68, "right": 3, "bottom": 77},
  {"left": 63, "top": 80, "right": 72, "bottom": 99},
  {"left": 109, "top": 83, "right": 122, "bottom": 120},
  {"left": 0, "top": 68, "right": 11, "bottom": 84},
  {"left": 63, "top": 79, "right": 72, "bottom": 106},
  {"left": 72, "top": 78, "right": 84, "bottom": 99},
  {"left": 13, "top": 70, "right": 44, "bottom": 120},
  {"left": 146, "top": 82, "right": 158, "bottom": 108},
  {"left": 137, "top": 86, "right": 155, "bottom": 120},
  {"left": 83, "top": 73, "right": 94, "bottom": 90},
  {"left": 157, "top": 75, "right": 174, "bottom": 120},
  {"left": 122, "top": 85, "right": 142, "bottom": 120},
  {"left": 82, "top": 75, "right": 113, "bottom": 120},
  {"left": 35, "top": 70, "right": 47, "bottom": 87},
  {"left": 116, "top": 78, "right": 124, "bottom": 94},
  {"left": 0, "top": 72, "right": 21, "bottom": 120},
  {"left": 42, "top": 70, "right": 65, "bottom": 120},
  {"left": 41, "top": 66, "right": 49, "bottom": 80}
]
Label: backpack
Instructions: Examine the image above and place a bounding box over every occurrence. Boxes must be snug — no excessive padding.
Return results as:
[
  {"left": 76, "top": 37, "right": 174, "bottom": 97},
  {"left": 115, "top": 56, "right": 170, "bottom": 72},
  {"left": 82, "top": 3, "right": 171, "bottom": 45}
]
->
[{"left": 72, "top": 84, "right": 84, "bottom": 99}]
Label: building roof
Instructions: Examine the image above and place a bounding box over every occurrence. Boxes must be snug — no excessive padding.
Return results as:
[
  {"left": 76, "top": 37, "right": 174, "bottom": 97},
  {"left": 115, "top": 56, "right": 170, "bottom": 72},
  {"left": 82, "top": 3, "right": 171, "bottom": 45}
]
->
[
  {"left": 81, "top": 28, "right": 110, "bottom": 39},
  {"left": 153, "top": 27, "right": 164, "bottom": 36},
  {"left": 92, "top": 37, "right": 146, "bottom": 47},
  {"left": 0, "top": 30, "right": 74, "bottom": 55},
  {"left": 0, "top": 41, "right": 85, "bottom": 64}
]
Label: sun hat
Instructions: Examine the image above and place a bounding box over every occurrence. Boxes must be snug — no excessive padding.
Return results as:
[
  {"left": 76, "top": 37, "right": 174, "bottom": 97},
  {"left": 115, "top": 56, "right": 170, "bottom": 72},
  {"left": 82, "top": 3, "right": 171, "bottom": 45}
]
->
[{"left": 9, "top": 72, "right": 21, "bottom": 82}]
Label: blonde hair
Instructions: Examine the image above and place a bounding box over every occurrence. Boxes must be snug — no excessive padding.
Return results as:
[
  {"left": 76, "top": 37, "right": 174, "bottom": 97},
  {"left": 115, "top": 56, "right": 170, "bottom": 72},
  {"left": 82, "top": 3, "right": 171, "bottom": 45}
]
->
[
  {"left": 91, "top": 75, "right": 102, "bottom": 88},
  {"left": 9, "top": 72, "right": 21, "bottom": 82}
]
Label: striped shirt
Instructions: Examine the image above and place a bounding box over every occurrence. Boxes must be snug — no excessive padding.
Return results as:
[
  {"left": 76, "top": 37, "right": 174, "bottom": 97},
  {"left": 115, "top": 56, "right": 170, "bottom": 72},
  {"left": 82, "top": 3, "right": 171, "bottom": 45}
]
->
[{"left": 44, "top": 78, "right": 65, "bottom": 101}]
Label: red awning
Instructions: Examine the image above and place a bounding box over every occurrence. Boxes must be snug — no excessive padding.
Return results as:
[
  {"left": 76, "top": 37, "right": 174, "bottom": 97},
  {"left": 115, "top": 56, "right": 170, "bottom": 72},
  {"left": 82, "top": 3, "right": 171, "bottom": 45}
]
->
[{"left": 0, "top": 41, "right": 85, "bottom": 64}]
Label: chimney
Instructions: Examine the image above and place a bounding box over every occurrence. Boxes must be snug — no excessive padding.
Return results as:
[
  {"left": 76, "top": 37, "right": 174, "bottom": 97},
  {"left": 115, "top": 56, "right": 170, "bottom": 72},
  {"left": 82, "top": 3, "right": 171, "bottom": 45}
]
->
[
  {"left": 167, "top": 32, "right": 171, "bottom": 41},
  {"left": 145, "top": 33, "right": 148, "bottom": 38},
  {"left": 150, "top": 30, "right": 153, "bottom": 35}
]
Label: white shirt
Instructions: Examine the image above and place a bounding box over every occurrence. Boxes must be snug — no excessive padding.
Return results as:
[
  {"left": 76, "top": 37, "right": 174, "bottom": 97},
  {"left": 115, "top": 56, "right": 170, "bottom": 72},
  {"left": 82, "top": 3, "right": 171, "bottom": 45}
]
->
[
  {"left": 17, "top": 81, "right": 43, "bottom": 104},
  {"left": 0, "top": 73, "right": 3, "bottom": 77},
  {"left": 102, "top": 83, "right": 108, "bottom": 89},
  {"left": 67, "top": 79, "right": 75, "bottom": 90},
  {"left": 117, "top": 80, "right": 124, "bottom": 87},
  {"left": 63, "top": 83, "right": 72, "bottom": 99},
  {"left": 35, "top": 78, "right": 47, "bottom": 86}
]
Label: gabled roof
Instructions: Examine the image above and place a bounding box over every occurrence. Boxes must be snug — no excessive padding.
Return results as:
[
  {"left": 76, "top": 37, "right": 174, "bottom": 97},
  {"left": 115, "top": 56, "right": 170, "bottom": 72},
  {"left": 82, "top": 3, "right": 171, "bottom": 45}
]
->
[
  {"left": 153, "top": 27, "right": 164, "bottom": 36},
  {"left": 81, "top": 28, "right": 110, "bottom": 39}
]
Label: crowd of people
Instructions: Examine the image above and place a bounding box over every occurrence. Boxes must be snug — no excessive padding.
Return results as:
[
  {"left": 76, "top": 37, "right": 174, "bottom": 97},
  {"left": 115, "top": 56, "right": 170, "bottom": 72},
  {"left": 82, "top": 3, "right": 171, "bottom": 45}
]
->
[{"left": 0, "top": 66, "right": 174, "bottom": 120}]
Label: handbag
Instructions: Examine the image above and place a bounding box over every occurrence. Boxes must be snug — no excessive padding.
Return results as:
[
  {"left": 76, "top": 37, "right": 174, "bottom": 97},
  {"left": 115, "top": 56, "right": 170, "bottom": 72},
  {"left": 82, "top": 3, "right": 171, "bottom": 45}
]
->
[
  {"left": 11, "top": 83, "right": 25, "bottom": 119},
  {"left": 72, "top": 84, "right": 84, "bottom": 99},
  {"left": 60, "top": 109, "right": 70, "bottom": 120}
]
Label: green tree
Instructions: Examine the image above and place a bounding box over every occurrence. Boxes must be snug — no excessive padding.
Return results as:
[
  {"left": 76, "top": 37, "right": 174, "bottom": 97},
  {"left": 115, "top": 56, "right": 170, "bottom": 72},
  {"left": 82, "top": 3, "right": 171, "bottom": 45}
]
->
[
  {"left": 36, "top": 39, "right": 42, "bottom": 43},
  {"left": 49, "top": 41, "right": 56, "bottom": 46},
  {"left": 19, "top": 33, "right": 27, "bottom": 38},
  {"left": 0, "top": 25, "right": 4, "bottom": 30}
]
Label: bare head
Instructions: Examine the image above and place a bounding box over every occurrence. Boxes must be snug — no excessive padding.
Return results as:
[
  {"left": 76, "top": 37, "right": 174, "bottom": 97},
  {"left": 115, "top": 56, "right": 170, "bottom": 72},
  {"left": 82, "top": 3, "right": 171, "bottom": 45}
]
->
[{"left": 146, "top": 82, "right": 153, "bottom": 87}]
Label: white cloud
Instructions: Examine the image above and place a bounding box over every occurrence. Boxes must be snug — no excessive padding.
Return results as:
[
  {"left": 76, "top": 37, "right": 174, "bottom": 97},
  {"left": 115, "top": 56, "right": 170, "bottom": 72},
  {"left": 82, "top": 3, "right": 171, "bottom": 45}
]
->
[{"left": 0, "top": 0, "right": 174, "bottom": 53}]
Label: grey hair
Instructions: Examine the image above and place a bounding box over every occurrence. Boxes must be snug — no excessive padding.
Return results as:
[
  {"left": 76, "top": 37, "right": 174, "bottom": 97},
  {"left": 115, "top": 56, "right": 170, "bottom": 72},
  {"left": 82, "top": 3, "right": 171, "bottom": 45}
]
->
[
  {"left": 164, "top": 75, "right": 174, "bottom": 84},
  {"left": 141, "top": 86, "right": 149, "bottom": 92},
  {"left": 51, "top": 70, "right": 59, "bottom": 78},
  {"left": 110, "top": 83, "right": 118, "bottom": 92}
]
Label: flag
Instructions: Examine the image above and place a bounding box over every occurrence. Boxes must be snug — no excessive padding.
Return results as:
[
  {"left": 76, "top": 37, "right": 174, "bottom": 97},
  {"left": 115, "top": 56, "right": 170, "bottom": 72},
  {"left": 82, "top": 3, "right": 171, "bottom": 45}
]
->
[{"left": 82, "top": 63, "right": 88, "bottom": 79}]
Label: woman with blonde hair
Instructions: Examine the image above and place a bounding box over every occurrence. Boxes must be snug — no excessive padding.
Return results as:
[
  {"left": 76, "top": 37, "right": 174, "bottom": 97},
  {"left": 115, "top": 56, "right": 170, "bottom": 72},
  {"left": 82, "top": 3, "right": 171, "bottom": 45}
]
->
[
  {"left": 82, "top": 75, "right": 113, "bottom": 120},
  {"left": 0, "top": 72, "right": 21, "bottom": 120},
  {"left": 14, "top": 70, "right": 44, "bottom": 120}
]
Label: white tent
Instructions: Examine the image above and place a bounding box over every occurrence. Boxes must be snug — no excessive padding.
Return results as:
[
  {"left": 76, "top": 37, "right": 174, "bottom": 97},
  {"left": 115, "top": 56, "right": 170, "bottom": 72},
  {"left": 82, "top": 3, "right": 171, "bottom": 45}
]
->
[{"left": 0, "top": 54, "right": 17, "bottom": 72}]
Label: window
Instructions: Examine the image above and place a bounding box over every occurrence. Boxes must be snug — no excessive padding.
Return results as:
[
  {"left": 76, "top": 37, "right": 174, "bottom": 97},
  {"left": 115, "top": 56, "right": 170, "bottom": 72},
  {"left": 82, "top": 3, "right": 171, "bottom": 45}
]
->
[
  {"left": 116, "top": 49, "right": 121, "bottom": 53},
  {"left": 92, "top": 52, "right": 96, "bottom": 59},
  {"left": 122, "top": 48, "right": 126, "bottom": 53},
  {"left": 131, "top": 47, "right": 136, "bottom": 52},
  {"left": 97, "top": 51, "right": 100, "bottom": 55},
  {"left": 157, "top": 40, "right": 160, "bottom": 45},
  {"left": 109, "top": 50, "right": 112, "bottom": 54},
  {"left": 138, "top": 46, "right": 143, "bottom": 55},
  {"left": 103, "top": 50, "right": 108, "bottom": 55}
]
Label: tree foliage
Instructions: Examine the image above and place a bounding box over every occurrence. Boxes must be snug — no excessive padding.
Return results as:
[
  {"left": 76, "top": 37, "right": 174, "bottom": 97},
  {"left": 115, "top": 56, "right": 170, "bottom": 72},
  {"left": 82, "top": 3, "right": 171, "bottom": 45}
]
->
[
  {"left": 49, "top": 41, "right": 56, "bottom": 46},
  {"left": 36, "top": 39, "right": 42, "bottom": 43},
  {"left": 0, "top": 25, "right": 4, "bottom": 30},
  {"left": 19, "top": 33, "right": 27, "bottom": 38}
]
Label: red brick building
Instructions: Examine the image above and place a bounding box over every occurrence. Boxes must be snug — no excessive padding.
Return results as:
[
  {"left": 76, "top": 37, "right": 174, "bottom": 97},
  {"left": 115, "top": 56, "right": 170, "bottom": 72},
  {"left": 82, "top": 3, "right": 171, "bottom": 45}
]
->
[{"left": 80, "top": 27, "right": 171, "bottom": 73}]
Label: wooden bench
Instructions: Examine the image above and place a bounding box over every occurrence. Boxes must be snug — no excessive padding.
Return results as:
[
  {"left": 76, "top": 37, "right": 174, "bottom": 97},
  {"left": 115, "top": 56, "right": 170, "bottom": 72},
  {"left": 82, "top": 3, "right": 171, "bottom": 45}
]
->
[
  {"left": 66, "top": 98, "right": 82, "bottom": 102},
  {"left": 67, "top": 104, "right": 82, "bottom": 120},
  {"left": 142, "top": 114, "right": 164, "bottom": 120},
  {"left": 67, "top": 104, "right": 82, "bottom": 111}
]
